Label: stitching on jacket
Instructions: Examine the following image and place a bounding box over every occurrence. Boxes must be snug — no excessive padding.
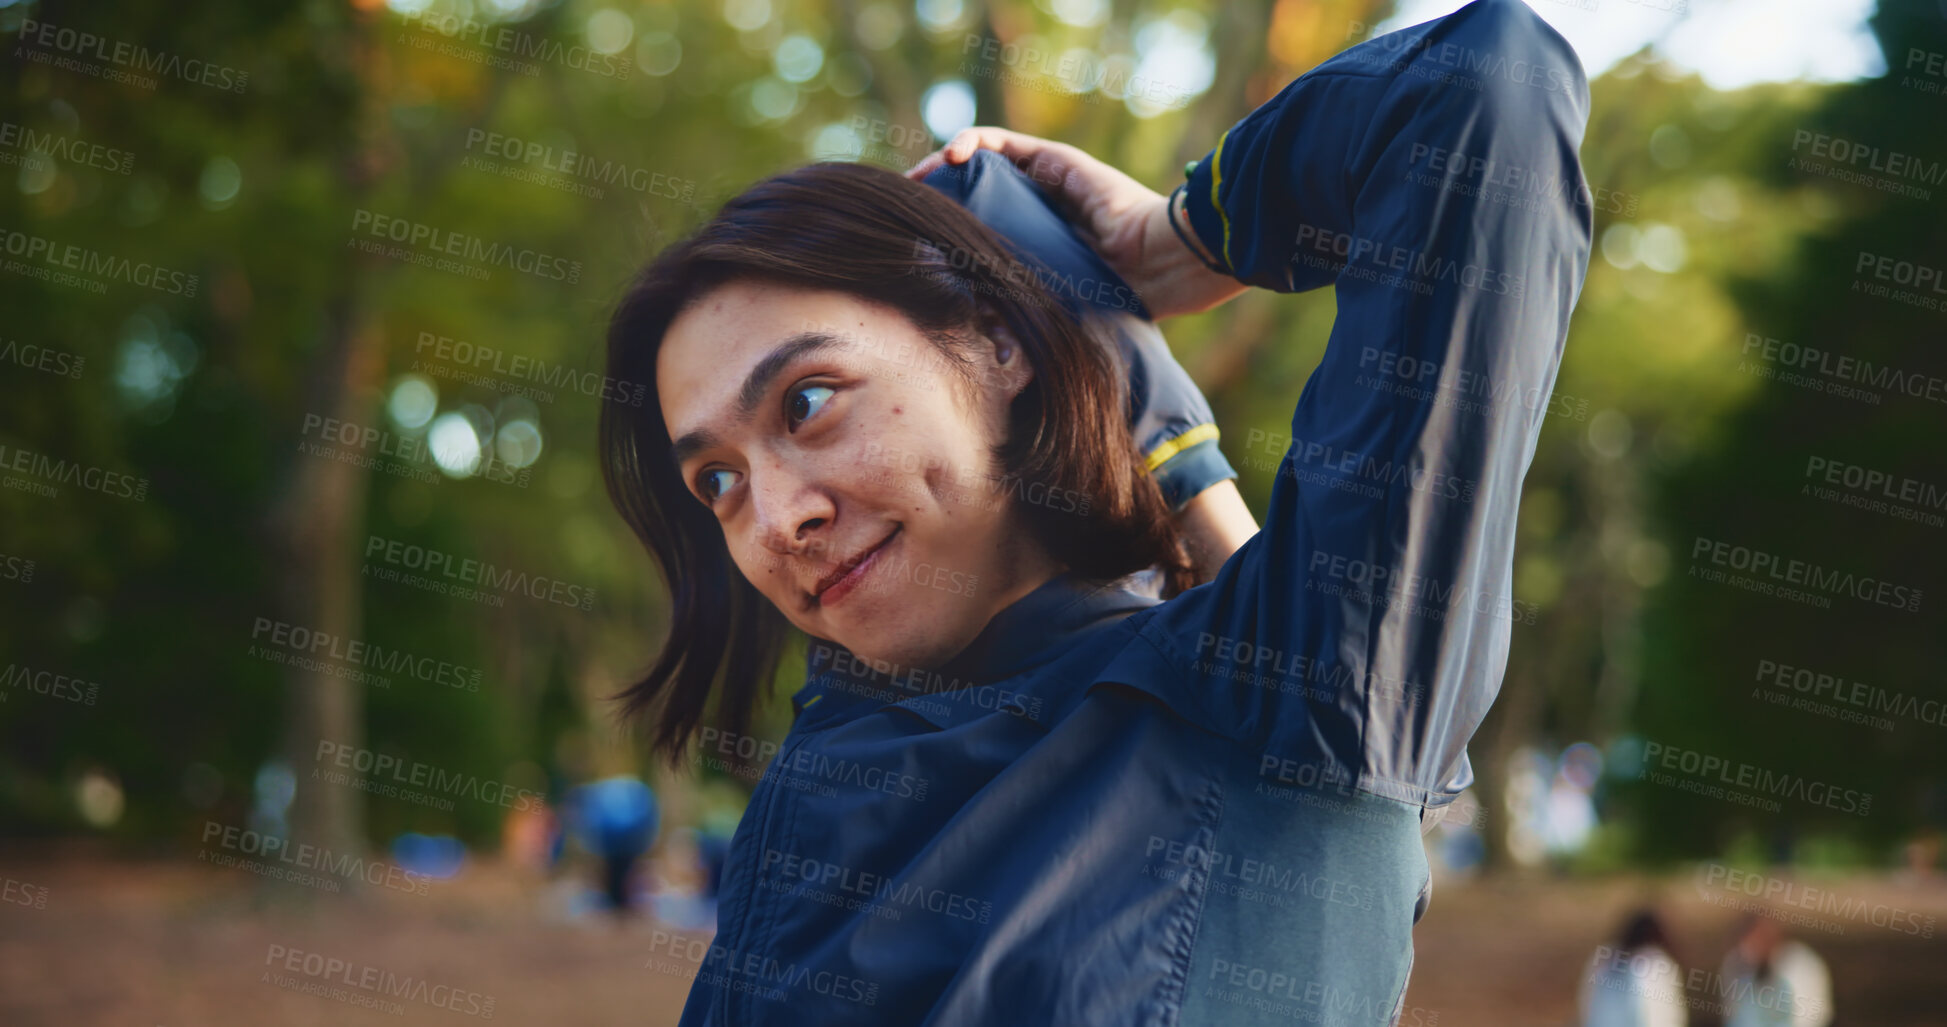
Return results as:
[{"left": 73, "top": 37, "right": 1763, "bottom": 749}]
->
[{"left": 1154, "top": 761, "right": 1225, "bottom": 1026}]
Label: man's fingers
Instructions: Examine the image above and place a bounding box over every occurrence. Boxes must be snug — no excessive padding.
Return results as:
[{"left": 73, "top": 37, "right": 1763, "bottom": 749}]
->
[
  {"left": 905, "top": 126, "right": 1062, "bottom": 183},
  {"left": 906, "top": 127, "right": 1008, "bottom": 179},
  {"left": 946, "top": 127, "right": 1039, "bottom": 164},
  {"left": 905, "top": 148, "right": 950, "bottom": 180}
]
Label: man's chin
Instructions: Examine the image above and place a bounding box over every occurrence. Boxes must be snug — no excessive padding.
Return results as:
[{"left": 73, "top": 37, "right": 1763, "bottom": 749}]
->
[
  {"left": 839, "top": 630, "right": 956, "bottom": 679},
  {"left": 819, "top": 586, "right": 975, "bottom": 673}
]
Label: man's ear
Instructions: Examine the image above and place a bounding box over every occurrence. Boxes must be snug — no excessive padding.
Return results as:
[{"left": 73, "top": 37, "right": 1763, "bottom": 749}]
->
[{"left": 980, "top": 316, "right": 1034, "bottom": 398}]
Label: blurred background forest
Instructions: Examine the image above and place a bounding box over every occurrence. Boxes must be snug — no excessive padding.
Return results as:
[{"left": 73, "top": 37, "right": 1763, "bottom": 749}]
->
[{"left": 2, "top": 0, "right": 1945, "bottom": 1022}]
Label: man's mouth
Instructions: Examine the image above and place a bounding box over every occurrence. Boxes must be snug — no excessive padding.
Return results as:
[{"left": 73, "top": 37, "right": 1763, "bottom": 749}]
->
[{"left": 813, "top": 527, "right": 901, "bottom": 606}]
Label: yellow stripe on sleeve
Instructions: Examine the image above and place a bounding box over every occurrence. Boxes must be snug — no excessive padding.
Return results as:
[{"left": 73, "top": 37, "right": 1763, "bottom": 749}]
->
[
  {"left": 1209, "top": 129, "right": 1234, "bottom": 273},
  {"left": 1143, "top": 423, "right": 1221, "bottom": 472}
]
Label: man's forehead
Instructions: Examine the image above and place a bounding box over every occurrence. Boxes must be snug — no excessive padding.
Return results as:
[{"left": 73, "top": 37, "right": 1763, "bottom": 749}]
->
[
  {"left": 661, "top": 323, "right": 864, "bottom": 461},
  {"left": 664, "top": 290, "right": 862, "bottom": 373},
  {"left": 677, "top": 281, "right": 871, "bottom": 334}
]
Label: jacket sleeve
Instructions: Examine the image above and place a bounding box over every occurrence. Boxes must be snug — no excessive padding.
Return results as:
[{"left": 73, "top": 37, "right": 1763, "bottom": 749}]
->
[
  {"left": 1098, "top": 0, "right": 1594, "bottom": 811},
  {"left": 922, "top": 149, "right": 1237, "bottom": 512}
]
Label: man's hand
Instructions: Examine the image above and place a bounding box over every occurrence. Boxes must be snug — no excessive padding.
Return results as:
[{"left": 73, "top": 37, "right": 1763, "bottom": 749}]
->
[{"left": 908, "top": 127, "right": 1245, "bottom": 320}]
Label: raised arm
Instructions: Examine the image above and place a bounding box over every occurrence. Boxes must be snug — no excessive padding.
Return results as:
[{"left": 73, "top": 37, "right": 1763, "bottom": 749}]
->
[
  {"left": 925, "top": 0, "right": 1593, "bottom": 811},
  {"left": 915, "top": 148, "right": 1258, "bottom": 584}
]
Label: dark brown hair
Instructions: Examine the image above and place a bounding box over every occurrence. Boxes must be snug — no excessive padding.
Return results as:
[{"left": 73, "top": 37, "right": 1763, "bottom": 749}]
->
[{"left": 601, "top": 160, "right": 1192, "bottom": 764}]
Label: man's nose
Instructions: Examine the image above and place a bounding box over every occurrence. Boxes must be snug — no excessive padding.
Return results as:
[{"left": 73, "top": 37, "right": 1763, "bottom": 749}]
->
[{"left": 748, "top": 462, "right": 836, "bottom": 559}]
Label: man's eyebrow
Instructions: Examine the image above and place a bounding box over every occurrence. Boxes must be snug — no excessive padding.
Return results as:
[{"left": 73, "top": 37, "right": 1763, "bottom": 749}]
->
[{"left": 668, "top": 330, "right": 845, "bottom": 468}]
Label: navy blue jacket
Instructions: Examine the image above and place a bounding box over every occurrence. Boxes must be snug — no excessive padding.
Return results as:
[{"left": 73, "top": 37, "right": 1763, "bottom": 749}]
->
[{"left": 674, "top": 2, "right": 1592, "bottom": 1023}]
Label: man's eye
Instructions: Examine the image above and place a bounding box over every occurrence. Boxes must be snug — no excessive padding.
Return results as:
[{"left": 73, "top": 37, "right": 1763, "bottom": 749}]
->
[
  {"left": 787, "top": 384, "right": 835, "bottom": 431},
  {"left": 698, "top": 468, "right": 740, "bottom": 503}
]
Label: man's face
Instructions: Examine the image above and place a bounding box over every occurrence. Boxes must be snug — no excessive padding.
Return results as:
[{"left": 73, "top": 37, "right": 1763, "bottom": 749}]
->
[{"left": 657, "top": 279, "right": 1057, "bottom": 671}]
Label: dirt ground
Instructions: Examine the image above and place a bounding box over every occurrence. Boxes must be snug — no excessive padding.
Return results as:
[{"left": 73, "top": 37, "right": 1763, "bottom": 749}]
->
[
  {"left": 1402, "top": 871, "right": 1947, "bottom": 1026},
  {"left": 3, "top": 844, "right": 1943, "bottom": 1026}
]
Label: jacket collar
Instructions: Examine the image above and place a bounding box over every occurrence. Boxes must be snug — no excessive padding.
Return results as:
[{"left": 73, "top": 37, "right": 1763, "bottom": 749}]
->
[{"left": 789, "top": 570, "right": 1162, "bottom": 728}]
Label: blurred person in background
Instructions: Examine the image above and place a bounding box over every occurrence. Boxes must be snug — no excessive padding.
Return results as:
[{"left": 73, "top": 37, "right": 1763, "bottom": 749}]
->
[
  {"left": 563, "top": 774, "right": 660, "bottom": 917},
  {"left": 501, "top": 793, "right": 559, "bottom": 875},
  {"left": 1720, "top": 914, "right": 1833, "bottom": 1027},
  {"left": 1578, "top": 907, "right": 1687, "bottom": 1027}
]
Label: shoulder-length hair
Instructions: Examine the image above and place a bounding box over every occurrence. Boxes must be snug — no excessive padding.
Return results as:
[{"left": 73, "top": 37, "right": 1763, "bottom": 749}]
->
[{"left": 601, "top": 160, "right": 1191, "bottom": 764}]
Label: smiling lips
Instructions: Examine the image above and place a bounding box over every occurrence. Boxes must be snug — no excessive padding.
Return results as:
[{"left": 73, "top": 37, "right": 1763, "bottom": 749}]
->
[{"left": 813, "top": 527, "right": 901, "bottom": 606}]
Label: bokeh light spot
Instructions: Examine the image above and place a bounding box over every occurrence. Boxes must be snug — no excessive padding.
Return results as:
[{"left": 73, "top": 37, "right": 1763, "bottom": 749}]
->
[
  {"left": 17, "top": 154, "right": 57, "bottom": 195},
  {"left": 387, "top": 375, "right": 439, "bottom": 430},
  {"left": 921, "top": 80, "right": 976, "bottom": 141},
  {"left": 1052, "top": 0, "right": 1108, "bottom": 28},
  {"left": 637, "top": 31, "right": 682, "bottom": 76},
  {"left": 914, "top": 0, "right": 965, "bottom": 34},
  {"left": 429, "top": 411, "right": 484, "bottom": 477},
  {"left": 723, "top": 0, "right": 772, "bottom": 32},
  {"left": 199, "top": 156, "right": 242, "bottom": 209},
  {"left": 773, "top": 34, "right": 824, "bottom": 83},
  {"left": 77, "top": 768, "right": 125, "bottom": 828},
  {"left": 496, "top": 418, "right": 545, "bottom": 469},
  {"left": 1638, "top": 223, "right": 1688, "bottom": 273},
  {"left": 586, "top": 9, "right": 635, "bottom": 55},
  {"left": 810, "top": 121, "right": 864, "bottom": 161},
  {"left": 1600, "top": 223, "right": 1640, "bottom": 270},
  {"left": 748, "top": 77, "right": 802, "bottom": 121}
]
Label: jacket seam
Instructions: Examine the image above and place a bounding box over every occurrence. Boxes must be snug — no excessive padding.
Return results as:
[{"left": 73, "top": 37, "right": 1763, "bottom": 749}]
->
[{"left": 1156, "top": 766, "right": 1225, "bottom": 1026}]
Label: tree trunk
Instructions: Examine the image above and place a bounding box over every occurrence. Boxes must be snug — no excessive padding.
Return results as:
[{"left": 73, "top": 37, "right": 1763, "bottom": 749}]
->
[
  {"left": 269, "top": 7, "right": 387, "bottom": 869},
  {"left": 273, "top": 303, "right": 383, "bottom": 862}
]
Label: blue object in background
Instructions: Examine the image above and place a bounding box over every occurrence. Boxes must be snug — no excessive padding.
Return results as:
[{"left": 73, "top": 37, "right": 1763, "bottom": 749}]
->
[
  {"left": 565, "top": 775, "right": 660, "bottom": 913},
  {"left": 568, "top": 775, "right": 659, "bottom": 858},
  {"left": 391, "top": 832, "right": 466, "bottom": 878}
]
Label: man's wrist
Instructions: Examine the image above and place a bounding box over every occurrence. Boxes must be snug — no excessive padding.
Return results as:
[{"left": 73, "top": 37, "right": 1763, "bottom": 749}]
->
[
  {"left": 1167, "top": 183, "right": 1225, "bottom": 273},
  {"left": 1138, "top": 193, "right": 1246, "bottom": 320}
]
